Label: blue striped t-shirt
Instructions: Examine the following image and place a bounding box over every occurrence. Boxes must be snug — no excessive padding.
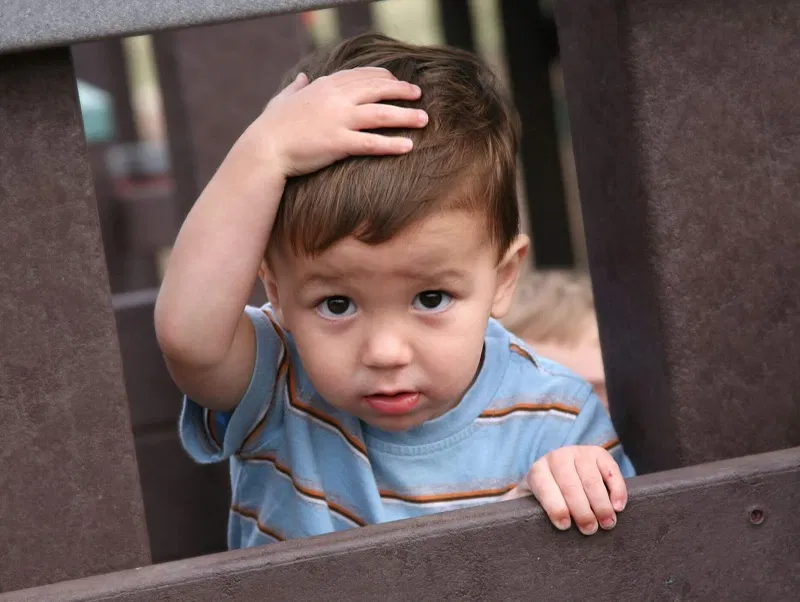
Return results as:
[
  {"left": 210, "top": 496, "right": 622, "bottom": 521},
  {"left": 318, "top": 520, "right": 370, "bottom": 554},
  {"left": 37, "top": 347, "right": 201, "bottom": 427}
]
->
[{"left": 180, "top": 305, "right": 635, "bottom": 549}]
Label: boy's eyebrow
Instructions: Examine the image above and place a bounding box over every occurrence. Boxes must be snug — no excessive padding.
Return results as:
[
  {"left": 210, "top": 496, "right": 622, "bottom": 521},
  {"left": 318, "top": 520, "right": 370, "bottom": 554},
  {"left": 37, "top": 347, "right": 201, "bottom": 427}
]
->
[
  {"left": 294, "top": 273, "right": 341, "bottom": 296},
  {"left": 406, "top": 268, "right": 471, "bottom": 283},
  {"left": 300, "top": 272, "right": 341, "bottom": 285},
  {"left": 298, "top": 267, "right": 471, "bottom": 288}
]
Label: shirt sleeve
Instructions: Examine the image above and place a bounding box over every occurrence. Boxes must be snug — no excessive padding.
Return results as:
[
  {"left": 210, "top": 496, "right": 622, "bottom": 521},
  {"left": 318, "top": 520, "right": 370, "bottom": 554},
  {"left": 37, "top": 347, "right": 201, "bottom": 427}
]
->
[
  {"left": 179, "top": 305, "right": 287, "bottom": 464},
  {"left": 560, "top": 384, "right": 637, "bottom": 478}
]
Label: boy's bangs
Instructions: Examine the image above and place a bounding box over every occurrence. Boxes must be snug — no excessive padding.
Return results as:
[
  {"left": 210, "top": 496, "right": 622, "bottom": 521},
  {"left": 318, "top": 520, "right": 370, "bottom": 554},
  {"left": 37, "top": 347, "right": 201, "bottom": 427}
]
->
[{"left": 276, "top": 140, "right": 488, "bottom": 258}]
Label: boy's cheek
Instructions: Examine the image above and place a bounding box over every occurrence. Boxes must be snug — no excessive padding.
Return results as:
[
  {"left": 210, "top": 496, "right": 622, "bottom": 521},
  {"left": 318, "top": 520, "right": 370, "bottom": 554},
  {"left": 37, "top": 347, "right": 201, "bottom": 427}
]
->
[{"left": 297, "top": 349, "right": 351, "bottom": 403}]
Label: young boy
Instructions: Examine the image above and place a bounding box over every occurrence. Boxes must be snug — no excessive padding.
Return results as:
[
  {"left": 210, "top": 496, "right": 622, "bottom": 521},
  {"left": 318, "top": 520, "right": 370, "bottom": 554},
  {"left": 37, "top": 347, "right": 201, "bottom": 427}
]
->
[
  {"left": 155, "top": 34, "right": 635, "bottom": 550},
  {"left": 503, "top": 270, "right": 608, "bottom": 410}
]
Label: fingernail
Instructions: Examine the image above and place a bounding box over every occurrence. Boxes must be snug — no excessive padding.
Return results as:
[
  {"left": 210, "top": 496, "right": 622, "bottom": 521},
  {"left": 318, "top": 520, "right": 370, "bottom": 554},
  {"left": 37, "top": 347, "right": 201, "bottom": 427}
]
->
[
  {"left": 413, "top": 84, "right": 422, "bottom": 94},
  {"left": 556, "top": 518, "right": 571, "bottom": 531},
  {"left": 580, "top": 522, "right": 599, "bottom": 536},
  {"left": 613, "top": 499, "right": 626, "bottom": 512},
  {"left": 419, "top": 111, "right": 429, "bottom": 124},
  {"left": 601, "top": 517, "right": 616, "bottom": 530}
]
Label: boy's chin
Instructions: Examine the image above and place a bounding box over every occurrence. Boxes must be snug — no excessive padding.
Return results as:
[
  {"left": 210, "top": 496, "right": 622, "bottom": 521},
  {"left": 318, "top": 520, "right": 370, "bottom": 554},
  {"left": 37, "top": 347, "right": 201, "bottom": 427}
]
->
[
  {"left": 361, "top": 397, "right": 461, "bottom": 432},
  {"left": 361, "top": 412, "right": 427, "bottom": 432}
]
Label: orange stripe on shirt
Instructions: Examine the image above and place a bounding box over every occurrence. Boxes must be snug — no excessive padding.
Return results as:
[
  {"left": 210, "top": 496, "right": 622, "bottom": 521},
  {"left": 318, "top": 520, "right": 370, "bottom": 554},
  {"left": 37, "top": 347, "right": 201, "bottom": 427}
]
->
[
  {"left": 379, "top": 483, "right": 518, "bottom": 504},
  {"left": 286, "top": 364, "right": 369, "bottom": 458},
  {"left": 238, "top": 309, "right": 290, "bottom": 449},
  {"left": 509, "top": 343, "right": 537, "bottom": 365},
  {"left": 206, "top": 409, "right": 222, "bottom": 448},
  {"left": 230, "top": 504, "right": 285, "bottom": 541},
  {"left": 241, "top": 357, "right": 289, "bottom": 449},
  {"left": 262, "top": 307, "right": 368, "bottom": 459},
  {"left": 263, "top": 309, "right": 288, "bottom": 346},
  {"left": 479, "top": 402, "right": 580, "bottom": 418},
  {"left": 240, "top": 453, "right": 367, "bottom": 527},
  {"left": 601, "top": 437, "right": 621, "bottom": 451}
]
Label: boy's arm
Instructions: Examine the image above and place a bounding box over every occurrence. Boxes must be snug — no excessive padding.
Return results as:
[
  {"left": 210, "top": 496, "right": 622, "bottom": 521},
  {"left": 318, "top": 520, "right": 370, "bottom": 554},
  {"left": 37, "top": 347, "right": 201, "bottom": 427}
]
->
[
  {"left": 154, "top": 68, "right": 427, "bottom": 411},
  {"left": 154, "top": 136, "right": 282, "bottom": 411}
]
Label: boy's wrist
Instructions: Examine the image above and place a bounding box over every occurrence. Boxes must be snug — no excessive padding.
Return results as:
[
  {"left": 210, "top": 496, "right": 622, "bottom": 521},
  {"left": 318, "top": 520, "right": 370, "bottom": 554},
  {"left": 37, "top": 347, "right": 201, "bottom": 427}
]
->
[
  {"left": 232, "top": 120, "right": 290, "bottom": 179},
  {"left": 225, "top": 127, "right": 289, "bottom": 192}
]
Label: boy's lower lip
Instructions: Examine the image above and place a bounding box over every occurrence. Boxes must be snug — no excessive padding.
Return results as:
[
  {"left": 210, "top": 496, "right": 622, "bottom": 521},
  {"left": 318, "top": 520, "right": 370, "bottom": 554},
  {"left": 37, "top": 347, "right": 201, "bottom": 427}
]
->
[{"left": 363, "top": 392, "right": 421, "bottom": 415}]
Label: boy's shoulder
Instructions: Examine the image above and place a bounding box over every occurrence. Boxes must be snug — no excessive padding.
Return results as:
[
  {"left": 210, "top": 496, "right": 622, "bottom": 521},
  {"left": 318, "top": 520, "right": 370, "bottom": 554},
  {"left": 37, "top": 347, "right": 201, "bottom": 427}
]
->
[{"left": 487, "top": 318, "right": 595, "bottom": 410}]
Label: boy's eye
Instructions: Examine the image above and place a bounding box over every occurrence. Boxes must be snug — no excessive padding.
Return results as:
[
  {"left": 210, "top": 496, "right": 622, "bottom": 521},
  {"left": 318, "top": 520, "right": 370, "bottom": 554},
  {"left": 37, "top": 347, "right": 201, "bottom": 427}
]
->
[
  {"left": 317, "top": 296, "right": 356, "bottom": 319},
  {"left": 412, "top": 291, "right": 453, "bottom": 312}
]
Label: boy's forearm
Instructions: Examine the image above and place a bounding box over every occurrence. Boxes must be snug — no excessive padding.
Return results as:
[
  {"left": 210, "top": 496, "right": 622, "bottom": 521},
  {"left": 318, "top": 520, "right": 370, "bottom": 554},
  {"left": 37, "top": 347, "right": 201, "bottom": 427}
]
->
[{"left": 155, "top": 134, "right": 285, "bottom": 367}]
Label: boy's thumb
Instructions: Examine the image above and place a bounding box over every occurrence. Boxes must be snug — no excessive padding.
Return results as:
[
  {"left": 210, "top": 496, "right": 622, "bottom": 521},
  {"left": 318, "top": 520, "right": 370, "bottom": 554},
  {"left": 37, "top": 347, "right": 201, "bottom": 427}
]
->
[{"left": 285, "top": 72, "right": 309, "bottom": 94}]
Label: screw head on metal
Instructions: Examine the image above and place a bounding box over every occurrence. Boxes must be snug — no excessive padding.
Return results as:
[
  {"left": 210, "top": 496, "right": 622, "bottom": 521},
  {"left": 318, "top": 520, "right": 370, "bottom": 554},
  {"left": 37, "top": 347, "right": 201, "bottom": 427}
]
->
[{"left": 748, "top": 507, "right": 765, "bottom": 525}]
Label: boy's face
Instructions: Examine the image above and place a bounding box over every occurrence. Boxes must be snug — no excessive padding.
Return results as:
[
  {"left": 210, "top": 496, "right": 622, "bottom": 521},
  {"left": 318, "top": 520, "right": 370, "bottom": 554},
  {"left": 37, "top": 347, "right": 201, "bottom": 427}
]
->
[{"left": 265, "top": 211, "right": 528, "bottom": 431}]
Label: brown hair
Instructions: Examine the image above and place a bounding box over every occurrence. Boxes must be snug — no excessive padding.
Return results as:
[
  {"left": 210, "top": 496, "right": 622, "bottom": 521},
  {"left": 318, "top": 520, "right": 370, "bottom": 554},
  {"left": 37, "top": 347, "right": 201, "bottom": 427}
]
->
[
  {"left": 502, "top": 270, "right": 597, "bottom": 346},
  {"left": 270, "top": 33, "right": 521, "bottom": 259}
]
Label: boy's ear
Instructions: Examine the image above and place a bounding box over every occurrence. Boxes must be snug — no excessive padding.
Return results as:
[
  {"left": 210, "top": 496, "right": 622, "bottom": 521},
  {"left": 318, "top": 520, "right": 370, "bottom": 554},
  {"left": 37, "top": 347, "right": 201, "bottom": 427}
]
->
[
  {"left": 260, "top": 261, "right": 286, "bottom": 327},
  {"left": 491, "top": 234, "right": 530, "bottom": 319}
]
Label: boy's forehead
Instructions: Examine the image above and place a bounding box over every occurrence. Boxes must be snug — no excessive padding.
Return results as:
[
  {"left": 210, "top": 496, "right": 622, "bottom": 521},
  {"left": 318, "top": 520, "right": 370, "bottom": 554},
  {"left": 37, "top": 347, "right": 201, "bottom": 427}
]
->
[{"left": 278, "top": 211, "right": 492, "bottom": 281}]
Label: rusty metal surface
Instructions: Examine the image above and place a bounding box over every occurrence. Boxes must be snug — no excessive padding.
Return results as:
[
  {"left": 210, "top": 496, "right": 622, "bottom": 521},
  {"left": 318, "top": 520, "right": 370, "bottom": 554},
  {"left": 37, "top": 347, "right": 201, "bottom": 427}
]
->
[
  {"left": 0, "top": 0, "right": 369, "bottom": 53},
  {"left": 556, "top": 0, "right": 800, "bottom": 473},
  {"left": 3, "top": 447, "right": 798, "bottom": 601},
  {"left": 0, "top": 48, "right": 150, "bottom": 592}
]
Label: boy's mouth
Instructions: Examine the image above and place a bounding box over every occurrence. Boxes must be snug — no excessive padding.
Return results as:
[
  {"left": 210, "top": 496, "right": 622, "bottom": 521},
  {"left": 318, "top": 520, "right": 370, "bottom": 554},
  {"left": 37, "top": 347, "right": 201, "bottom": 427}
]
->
[{"left": 363, "top": 392, "right": 421, "bottom": 416}]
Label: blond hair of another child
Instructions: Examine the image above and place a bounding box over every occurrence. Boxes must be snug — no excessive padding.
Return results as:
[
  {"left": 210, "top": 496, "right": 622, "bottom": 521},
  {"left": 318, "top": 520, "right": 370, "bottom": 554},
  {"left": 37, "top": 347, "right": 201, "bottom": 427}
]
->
[{"left": 503, "top": 270, "right": 608, "bottom": 409}]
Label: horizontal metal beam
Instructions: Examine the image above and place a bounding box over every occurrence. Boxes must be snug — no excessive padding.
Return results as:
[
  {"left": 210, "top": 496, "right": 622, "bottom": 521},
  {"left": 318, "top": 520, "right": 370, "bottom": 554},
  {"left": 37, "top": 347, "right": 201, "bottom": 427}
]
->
[
  {"left": 3, "top": 447, "right": 798, "bottom": 601},
  {"left": 0, "top": 0, "right": 368, "bottom": 53}
]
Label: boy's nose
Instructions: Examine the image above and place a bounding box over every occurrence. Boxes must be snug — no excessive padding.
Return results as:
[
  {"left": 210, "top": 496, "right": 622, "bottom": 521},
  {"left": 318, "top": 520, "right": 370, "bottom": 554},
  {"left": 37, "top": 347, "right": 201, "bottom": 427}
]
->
[{"left": 361, "top": 325, "right": 412, "bottom": 369}]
